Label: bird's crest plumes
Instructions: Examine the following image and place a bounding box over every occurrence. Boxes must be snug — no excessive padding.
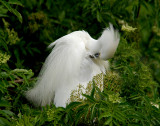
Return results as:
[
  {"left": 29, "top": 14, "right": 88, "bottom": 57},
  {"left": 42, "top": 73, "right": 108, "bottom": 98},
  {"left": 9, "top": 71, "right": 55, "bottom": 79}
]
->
[{"left": 98, "top": 23, "right": 120, "bottom": 60}]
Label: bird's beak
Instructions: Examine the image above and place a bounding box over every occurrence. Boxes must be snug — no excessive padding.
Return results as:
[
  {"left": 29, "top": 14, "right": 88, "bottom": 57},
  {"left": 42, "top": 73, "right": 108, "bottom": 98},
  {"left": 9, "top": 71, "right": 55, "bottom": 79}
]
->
[{"left": 89, "top": 52, "right": 100, "bottom": 59}]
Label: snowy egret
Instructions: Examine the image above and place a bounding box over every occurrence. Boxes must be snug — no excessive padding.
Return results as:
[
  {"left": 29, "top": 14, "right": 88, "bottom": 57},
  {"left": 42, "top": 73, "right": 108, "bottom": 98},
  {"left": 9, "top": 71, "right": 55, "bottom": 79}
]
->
[{"left": 26, "top": 24, "right": 120, "bottom": 107}]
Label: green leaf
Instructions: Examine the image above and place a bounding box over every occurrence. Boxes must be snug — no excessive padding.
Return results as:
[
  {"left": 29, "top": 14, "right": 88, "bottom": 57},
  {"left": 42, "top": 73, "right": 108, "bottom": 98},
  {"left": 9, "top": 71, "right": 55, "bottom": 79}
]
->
[
  {"left": 97, "top": 11, "right": 102, "bottom": 22},
  {"left": 1, "top": 110, "right": 14, "bottom": 116},
  {"left": 0, "top": 0, "right": 22, "bottom": 23},
  {"left": 82, "top": 94, "right": 96, "bottom": 103},
  {"left": 113, "top": 120, "right": 120, "bottom": 126},
  {"left": 113, "top": 112, "right": 125, "bottom": 122},
  {"left": 99, "top": 111, "right": 111, "bottom": 120},
  {"left": 0, "top": 39, "right": 8, "bottom": 51},
  {"left": 0, "top": 99, "right": 11, "bottom": 107},
  {"left": 75, "top": 108, "right": 86, "bottom": 125},
  {"left": 95, "top": 86, "right": 103, "bottom": 99},
  {"left": 0, "top": 5, "right": 8, "bottom": 17},
  {"left": 90, "top": 80, "right": 95, "bottom": 97},
  {"left": 8, "top": 0, "right": 23, "bottom": 7},
  {"left": 10, "top": 8, "right": 22, "bottom": 23},
  {"left": 90, "top": 103, "right": 97, "bottom": 120},
  {"left": 66, "top": 102, "right": 82, "bottom": 110},
  {"left": 84, "top": 105, "right": 90, "bottom": 120},
  {"left": 46, "top": 0, "right": 52, "bottom": 10},
  {"left": 104, "top": 117, "right": 112, "bottom": 125},
  {"left": 59, "top": 11, "right": 65, "bottom": 22},
  {"left": 0, "top": 110, "right": 14, "bottom": 121},
  {"left": 0, "top": 117, "right": 11, "bottom": 126}
]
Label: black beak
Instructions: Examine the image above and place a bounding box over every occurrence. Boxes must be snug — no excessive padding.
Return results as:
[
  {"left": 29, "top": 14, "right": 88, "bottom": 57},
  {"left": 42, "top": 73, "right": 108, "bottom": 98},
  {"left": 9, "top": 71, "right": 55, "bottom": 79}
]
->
[{"left": 89, "top": 53, "right": 100, "bottom": 59}]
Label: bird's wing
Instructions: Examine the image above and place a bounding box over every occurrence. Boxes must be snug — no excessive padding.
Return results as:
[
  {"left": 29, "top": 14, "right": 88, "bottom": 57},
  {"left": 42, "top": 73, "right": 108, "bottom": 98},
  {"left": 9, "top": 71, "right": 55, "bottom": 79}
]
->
[{"left": 26, "top": 33, "right": 86, "bottom": 107}]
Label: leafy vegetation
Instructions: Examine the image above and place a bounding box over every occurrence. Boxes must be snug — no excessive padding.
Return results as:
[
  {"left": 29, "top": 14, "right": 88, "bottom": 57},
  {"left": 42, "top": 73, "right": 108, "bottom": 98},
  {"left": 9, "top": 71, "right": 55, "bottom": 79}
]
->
[{"left": 0, "top": 0, "right": 160, "bottom": 125}]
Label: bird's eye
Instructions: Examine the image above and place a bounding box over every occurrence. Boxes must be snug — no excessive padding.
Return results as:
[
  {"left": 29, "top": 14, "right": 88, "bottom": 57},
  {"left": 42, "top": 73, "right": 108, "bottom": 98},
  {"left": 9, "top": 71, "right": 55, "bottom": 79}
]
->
[{"left": 94, "top": 53, "right": 100, "bottom": 58}]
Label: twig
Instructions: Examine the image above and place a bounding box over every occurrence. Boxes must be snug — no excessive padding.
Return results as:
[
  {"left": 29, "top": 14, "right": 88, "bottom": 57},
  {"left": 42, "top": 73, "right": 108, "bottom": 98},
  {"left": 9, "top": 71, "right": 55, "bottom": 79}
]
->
[{"left": 13, "top": 78, "right": 34, "bottom": 83}]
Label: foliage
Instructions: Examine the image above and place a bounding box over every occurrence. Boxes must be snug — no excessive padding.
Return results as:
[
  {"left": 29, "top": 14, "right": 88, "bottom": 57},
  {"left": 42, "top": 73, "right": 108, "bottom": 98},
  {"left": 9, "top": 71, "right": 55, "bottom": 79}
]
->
[{"left": 0, "top": 0, "right": 160, "bottom": 125}]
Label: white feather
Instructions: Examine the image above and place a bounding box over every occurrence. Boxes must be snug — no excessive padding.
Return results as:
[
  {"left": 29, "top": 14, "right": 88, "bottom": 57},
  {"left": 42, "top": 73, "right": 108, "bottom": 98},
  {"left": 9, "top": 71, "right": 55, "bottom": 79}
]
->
[
  {"left": 99, "top": 23, "right": 120, "bottom": 60},
  {"left": 25, "top": 24, "right": 120, "bottom": 107}
]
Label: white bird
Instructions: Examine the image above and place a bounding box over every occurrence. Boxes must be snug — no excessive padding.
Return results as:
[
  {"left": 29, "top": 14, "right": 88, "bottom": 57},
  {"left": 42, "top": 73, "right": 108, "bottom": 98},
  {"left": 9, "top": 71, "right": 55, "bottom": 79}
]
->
[{"left": 25, "top": 24, "right": 120, "bottom": 107}]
